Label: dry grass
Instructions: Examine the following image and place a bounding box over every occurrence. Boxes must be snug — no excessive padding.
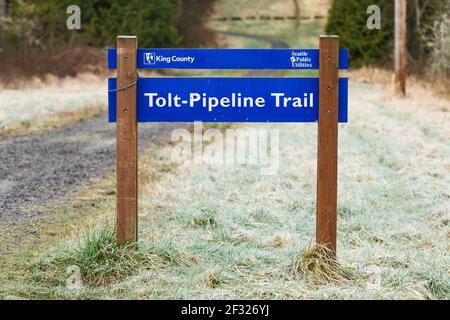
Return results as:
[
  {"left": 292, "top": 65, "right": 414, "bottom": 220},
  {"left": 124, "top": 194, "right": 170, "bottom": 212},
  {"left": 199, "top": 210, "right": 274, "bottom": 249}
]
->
[
  {"left": 0, "top": 45, "right": 106, "bottom": 85},
  {"left": 347, "top": 67, "right": 393, "bottom": 86},
  {"left": 348, "top": 66, "right": 450, "bottom": 100},
  {"left": 292, "top": 244, "right": 359, "bottom": 285}
]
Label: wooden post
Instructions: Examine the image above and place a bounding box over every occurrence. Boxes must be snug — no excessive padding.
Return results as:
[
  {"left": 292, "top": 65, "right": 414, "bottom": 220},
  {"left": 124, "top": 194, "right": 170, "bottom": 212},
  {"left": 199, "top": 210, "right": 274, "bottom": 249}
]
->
[
  {"left": 116, "top": 36, "right": 138, "bottom": 245},
  {"left": 394, "top": 0, "right": 407, "bottom": 96},
  {"left": 316, "top": 36, "right": 339, "bottom": 254}
]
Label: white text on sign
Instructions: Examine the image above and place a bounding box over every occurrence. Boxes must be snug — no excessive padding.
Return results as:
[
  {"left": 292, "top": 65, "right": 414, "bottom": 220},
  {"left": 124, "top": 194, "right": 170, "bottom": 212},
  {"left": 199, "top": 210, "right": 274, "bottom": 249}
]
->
[{"left": 144, "top": 92, "right": 314, "bottom": 112}]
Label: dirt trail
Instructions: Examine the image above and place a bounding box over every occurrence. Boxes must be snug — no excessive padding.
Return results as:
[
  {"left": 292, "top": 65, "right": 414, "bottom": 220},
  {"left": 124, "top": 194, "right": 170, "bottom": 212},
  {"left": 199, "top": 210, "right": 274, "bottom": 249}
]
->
[{"left": 0, "top": 32, "right": 289, "bottom": 228}]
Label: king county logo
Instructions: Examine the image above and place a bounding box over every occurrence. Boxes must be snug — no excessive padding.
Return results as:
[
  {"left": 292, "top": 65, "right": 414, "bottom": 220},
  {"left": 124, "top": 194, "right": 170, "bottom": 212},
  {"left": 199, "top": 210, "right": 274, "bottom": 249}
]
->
[{"left": 144, "top": 52, "right": 156, "bottom": 65}]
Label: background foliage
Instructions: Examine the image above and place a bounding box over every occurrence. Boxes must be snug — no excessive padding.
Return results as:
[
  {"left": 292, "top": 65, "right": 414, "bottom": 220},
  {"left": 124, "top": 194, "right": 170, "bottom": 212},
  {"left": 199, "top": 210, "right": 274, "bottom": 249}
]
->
[
  {"left": 2, "top": 0, "right": 182, "bottom": 49},
  {"left": 0, "top": 0, "right": 216, "bottom": 76},
  {"left": 325, "top": 0, "right": 449, "bottom": 72}
]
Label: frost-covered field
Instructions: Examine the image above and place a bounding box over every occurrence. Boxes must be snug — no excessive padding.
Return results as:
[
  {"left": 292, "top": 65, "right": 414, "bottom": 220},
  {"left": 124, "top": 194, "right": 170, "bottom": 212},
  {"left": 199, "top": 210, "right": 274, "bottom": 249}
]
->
[
  {"left": 109, "top": 82, "right": 448, "bottom": 299},
  {"left": 2, "top": 81, "right": 448, "bottom": 299},
  {"left": 0, "top": 74, "right": 107, "bottom": 132}
]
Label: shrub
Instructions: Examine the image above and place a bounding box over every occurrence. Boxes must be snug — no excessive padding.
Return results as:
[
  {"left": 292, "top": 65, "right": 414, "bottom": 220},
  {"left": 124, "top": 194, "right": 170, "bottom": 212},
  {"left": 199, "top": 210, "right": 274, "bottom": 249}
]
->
[{"left": 325, "top": 0, "right": 394, "bottom": 68}]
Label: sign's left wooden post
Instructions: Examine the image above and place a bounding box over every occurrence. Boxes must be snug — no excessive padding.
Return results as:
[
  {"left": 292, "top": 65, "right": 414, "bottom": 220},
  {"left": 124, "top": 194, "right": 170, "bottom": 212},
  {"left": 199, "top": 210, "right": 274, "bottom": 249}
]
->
[{"left": 116, "top": 36, "right": 138, "bottom": 245}]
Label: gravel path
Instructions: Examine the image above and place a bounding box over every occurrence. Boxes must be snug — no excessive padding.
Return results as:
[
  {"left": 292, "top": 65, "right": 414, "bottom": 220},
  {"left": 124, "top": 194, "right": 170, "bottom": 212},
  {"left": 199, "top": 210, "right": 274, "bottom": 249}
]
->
[
  {"left": 0, "top": 118, "right": 189, "bottom": 223},
  {"left": 0, "top": 32, "right": 289, "bottom": 226}
]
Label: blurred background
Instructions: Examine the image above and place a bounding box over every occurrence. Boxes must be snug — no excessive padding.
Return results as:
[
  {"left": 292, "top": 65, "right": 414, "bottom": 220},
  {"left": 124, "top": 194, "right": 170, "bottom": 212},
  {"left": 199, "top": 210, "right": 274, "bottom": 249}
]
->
[
  {"left": 0, "top": 0, "right": 448, "bottom": 82},
  {"left": 0, "top": 0, "right": 449, "bottom": 300}
]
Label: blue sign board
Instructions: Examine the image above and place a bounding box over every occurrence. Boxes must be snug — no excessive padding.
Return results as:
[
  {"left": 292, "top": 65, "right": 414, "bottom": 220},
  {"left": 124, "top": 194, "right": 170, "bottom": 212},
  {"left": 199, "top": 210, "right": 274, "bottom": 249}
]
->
[
  {"left": 108, "top": 77, "right": 348, "bottom": 123},
  {"left": 108, "top": 48, "right": 348, "bottom": 70}
]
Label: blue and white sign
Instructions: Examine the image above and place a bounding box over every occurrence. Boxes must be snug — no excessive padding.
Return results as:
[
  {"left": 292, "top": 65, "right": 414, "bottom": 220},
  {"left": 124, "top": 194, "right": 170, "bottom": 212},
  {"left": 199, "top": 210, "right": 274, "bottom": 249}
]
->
[
  {"left": 108, "top": 77, "right": 348, "bottom": 123},
  {"left": 108, "top": 48, "right": 349, "bottom": 70}
]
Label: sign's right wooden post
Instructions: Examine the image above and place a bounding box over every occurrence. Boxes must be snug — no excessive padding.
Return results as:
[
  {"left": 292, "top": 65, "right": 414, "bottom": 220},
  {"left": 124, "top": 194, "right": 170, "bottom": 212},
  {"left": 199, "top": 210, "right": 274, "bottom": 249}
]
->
[{"left": 316, "top": 36, "right": 339, "bottom": 255}]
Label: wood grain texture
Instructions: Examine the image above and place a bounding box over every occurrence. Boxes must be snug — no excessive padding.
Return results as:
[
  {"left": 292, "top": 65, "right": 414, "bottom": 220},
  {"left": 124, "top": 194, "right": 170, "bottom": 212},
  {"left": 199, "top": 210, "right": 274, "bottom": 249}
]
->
[
  {"left": 316, "top": 36, "right": 339, "bottom": 254},
  {"left": 116, "top": 36, "right": 138, "bottom": 245}
]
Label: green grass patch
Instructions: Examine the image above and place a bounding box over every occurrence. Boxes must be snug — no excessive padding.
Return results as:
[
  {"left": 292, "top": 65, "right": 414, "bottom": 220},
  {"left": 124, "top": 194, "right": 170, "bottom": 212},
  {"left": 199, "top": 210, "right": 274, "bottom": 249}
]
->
[{"left": 24, "top": 227, "right": 196, "bottom": 289}]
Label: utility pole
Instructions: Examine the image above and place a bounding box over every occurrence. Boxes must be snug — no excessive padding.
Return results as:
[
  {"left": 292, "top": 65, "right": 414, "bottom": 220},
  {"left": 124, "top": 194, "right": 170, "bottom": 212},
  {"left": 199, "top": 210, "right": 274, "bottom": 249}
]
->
[{"left": 394, "top": 0, "right": 407, "bottom": 96}]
